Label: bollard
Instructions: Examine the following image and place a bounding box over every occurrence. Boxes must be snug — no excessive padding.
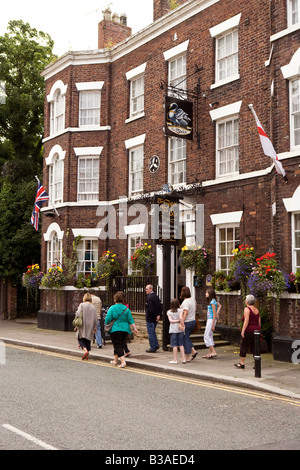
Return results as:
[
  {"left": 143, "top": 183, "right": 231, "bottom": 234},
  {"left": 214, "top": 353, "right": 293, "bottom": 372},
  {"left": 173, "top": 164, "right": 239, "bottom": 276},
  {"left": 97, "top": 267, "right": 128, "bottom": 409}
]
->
[{"left": 254, "top": 330, "right": 261, "bottom": 378}]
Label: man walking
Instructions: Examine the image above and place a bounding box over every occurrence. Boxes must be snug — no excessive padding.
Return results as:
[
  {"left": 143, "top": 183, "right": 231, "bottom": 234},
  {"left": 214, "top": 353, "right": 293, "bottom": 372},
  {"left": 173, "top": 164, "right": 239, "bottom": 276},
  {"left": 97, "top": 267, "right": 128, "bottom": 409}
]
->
[
  {"left": 91, "top": 292, "right": 103, "bottom": 348},
  {"left": 145, "top": 284, "right": 162, "bottom": 352}
]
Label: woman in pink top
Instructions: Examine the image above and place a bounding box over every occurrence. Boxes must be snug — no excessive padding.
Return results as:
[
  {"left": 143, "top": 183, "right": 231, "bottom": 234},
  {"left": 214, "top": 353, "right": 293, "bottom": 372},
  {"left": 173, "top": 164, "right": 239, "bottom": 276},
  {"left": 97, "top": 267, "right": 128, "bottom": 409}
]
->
[{"left": 234, "top": 294, "right": 261, "bottom": 369}]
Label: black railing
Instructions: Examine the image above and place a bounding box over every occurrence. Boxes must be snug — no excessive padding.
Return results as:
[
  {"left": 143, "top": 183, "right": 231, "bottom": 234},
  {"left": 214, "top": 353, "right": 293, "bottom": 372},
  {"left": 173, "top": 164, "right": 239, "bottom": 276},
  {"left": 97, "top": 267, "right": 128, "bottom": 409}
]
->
[{"left": 104, "top": 275, "right": 160, "bottom": 312}]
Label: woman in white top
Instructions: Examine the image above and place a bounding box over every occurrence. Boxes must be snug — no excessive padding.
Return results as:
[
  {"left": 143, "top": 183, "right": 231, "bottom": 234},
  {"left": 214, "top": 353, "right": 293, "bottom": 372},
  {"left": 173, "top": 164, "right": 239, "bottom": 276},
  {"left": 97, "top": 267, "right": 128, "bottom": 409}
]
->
[{"left": 180, "top": 286, "right": 198, "bottom": 362}]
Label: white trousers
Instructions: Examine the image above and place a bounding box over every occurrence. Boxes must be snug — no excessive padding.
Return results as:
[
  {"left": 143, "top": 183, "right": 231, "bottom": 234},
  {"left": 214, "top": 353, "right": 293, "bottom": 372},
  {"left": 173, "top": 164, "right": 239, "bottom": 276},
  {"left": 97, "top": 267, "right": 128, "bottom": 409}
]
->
[{"left": 204, "top": 319, "right": 215, "bottom": 347}]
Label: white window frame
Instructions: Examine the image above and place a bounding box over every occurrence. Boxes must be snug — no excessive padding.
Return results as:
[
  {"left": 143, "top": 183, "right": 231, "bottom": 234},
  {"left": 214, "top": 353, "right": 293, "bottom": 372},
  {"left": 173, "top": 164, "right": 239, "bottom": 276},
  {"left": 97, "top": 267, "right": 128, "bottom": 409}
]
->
[
  {"left": 76, "top": 82, "right": 104, "bottom": 129},
  {"left": 288, "top": 0, "right": 300, "bottom": 27},
  {"left": 164, "top": 41, "right": 189, "bottom": 99},
  {"left": 290, "top": 78, "right": 300, "bottom": 149},
  {"left": 216, "top": 224, "right": 240, "bottom": 275},
  {"left": 210, "top": 101, "right": 242, "bottom": 179},
  {"left": 216, "top": 116, "right": 239, "bottom": 178},
  {"left": 47, "top": 80, "right": 67, "bottom": 136},
  {"left": 46, "top": 145, "right": 65, "bottom": 206},
  {"left": 49, "top": 155, "right": 64, "bottom": 205},
  {"left": 129, "top": 145, "right": 144, "bottom": 195},
  {"left": 130, "top": 75, "right": 144, "bottom": 117},
  {"left": 77, "top": 156, "right": 99, "bottom": 201},
  {"left": 292, "top": 212, "right": 300, "bottom": 272},
  {"left": 126, "top": 63, "right": 146, "bottom": 122},
  {"left": 74, "top": 147, "right": 103, "bottom": 202},
  {"left": 125, "top": 134, "right": 145, "bottom": 196},
  {"left": 209, "top": 14, "right": 241, "bottom": 89},
  {"left": 46, "top": 231, "right": 62, "bottom": 270},
  {"left": 168, "top": 137, "right": 186, "bottom": 186},
  {"left": 128, "top": 234, "right": 143, "bottom": 275},
  {"left": 76, "top": 238, "right": 98, "bottom": 276},
  {"left": 79, "top": 91, "right": 101, "bottom": 127}
]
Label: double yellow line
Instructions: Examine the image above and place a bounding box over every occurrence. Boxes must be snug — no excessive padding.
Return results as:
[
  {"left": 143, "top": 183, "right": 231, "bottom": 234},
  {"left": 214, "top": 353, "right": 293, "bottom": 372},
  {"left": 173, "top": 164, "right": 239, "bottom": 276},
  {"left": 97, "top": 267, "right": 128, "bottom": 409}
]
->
[{"left": 7, "top": 344, "right": 300, "bottom": 408}]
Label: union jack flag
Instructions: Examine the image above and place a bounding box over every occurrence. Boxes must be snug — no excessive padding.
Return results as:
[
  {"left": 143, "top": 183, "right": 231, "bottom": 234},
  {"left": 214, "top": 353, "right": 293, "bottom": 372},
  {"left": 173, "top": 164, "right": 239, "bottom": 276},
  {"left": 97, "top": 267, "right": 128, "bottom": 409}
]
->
[{"left": 31, "top": 180, "right": 49, "bottom": 231}]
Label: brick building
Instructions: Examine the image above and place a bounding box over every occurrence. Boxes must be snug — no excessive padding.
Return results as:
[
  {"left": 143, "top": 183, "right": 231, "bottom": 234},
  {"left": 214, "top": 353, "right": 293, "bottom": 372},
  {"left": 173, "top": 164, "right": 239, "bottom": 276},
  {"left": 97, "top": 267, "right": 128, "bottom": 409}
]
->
[{"left": 39, "top": 0, "right": 300, "bottom": 360}]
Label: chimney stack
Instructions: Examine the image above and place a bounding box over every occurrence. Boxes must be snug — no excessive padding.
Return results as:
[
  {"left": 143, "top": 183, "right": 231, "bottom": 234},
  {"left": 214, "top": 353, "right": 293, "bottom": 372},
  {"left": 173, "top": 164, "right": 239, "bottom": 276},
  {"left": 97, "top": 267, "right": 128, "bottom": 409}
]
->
[
  {"left": 153, "top": 0, "right": 187, "bottom": 22},
  {"left": 98, "top": 8, "right": 132, "bottom": 49}
]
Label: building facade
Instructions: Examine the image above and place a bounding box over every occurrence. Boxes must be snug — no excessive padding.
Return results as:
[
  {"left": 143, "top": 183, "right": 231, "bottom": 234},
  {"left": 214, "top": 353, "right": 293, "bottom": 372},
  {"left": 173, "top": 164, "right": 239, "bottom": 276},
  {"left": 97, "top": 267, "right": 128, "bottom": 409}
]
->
[{"left": 39, "top": 0, "right": 300, "bottom": 360}]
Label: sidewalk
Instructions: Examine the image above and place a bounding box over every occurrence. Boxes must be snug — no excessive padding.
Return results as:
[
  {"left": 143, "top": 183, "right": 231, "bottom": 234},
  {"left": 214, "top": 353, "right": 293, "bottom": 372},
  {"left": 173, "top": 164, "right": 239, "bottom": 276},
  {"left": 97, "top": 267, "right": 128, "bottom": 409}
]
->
[{"left": 1, "top": 317, "right": 300, "bottom": 400}]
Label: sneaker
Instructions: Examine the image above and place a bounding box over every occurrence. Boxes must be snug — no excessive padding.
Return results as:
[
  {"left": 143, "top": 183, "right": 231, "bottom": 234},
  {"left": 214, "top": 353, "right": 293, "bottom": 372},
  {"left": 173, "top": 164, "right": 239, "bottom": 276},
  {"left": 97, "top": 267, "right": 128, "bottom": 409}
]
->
[
  {"left": 168, "top": 360, "right": 178, "bottom": 364},
  {"left": 145, "top": 348, "right": 156, "bottom": 353}
]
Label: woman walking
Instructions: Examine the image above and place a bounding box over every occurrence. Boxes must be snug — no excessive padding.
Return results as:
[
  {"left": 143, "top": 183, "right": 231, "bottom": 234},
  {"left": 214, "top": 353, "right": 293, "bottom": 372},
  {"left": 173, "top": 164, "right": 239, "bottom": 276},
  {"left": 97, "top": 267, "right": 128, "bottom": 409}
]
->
[
  {"left": 203, "top": 287, "right": 221, "bottom": 359},
  {"left": 234, "top": 294, "right": 261, "bottom": 369},
  {"left": 105, "top": 291, "right": 138, "bottom": 368},
  {"left": 180, "top": 286, "right": 197, "bottom": 362},
  {"left": 74, "top": 292, "right": 98, "bottom": 360}
]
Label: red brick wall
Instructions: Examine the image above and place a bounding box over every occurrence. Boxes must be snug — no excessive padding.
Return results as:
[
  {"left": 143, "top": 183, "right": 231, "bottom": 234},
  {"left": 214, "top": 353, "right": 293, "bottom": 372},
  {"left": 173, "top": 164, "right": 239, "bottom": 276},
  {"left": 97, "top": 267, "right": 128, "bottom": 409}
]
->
[{"left": 40, "top": 0, "right": 300, "bottom": 337}]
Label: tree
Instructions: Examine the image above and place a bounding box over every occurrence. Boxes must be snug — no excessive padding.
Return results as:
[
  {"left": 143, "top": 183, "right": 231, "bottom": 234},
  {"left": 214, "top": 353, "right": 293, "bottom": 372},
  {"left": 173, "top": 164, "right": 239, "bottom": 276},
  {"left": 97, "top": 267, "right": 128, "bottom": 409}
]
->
[
  {"left": 0, "top": 20, "right": 56, "bottom": 179},
  {"left": 0, "top": 20, "right": 56, "bottom": 287}
]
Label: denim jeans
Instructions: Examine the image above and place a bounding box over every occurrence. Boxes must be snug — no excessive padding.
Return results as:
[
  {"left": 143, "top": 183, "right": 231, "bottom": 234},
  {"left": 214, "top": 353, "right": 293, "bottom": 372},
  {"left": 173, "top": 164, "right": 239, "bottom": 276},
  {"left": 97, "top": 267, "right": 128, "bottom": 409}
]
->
[
  {"left": 95, "top": 320, "right": 102, "bottom": 346},
  {"left": 184, "top": 320, "right": 196, "bottom": 354},
  {"left": 146, "top": 321, "right": 159, "bottom": 350}
]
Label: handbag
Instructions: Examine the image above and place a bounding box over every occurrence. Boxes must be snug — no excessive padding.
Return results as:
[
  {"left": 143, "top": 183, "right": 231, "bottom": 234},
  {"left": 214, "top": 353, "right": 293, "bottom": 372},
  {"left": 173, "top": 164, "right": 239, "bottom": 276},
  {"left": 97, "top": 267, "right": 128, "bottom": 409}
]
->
[
  {"left": 72, "top": 304, "right": 83, "bottom": 328},
  {"left": 193, "top": 316, "right": 201, "bottom": 333},
  {"left": 104, "top": 307, "right": 128, "bottom": 333}
]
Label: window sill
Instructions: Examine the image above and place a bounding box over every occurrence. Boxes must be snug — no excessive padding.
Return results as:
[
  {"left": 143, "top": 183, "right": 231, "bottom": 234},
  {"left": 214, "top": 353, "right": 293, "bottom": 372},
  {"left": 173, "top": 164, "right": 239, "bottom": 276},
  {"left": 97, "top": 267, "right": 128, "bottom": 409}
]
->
[
  {"left": 210, "top": 74, "right": 240, "bottom": 90},
  {"left": 125, "top": 112, "right": 145, "bottom": 124},
  {"left": 270, "top": 22, "right": 300, "bottom": 42}
]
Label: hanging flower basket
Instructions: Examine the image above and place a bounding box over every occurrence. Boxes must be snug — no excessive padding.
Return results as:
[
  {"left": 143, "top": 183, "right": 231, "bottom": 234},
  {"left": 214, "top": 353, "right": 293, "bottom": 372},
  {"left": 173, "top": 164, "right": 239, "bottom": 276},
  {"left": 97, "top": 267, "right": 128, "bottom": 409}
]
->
[
  {"left": 229, "top": 244, "right": 257, "bottom": 298},
  {"left": 41, "top": 264, "right": 66, "bottom": 289},
  {"left": 130, "top": 243, "right": 155, "bottom": 275},
  {"left": 96, "top": 250, "right": 121, "bottom": 287},
  {"left": 22, "top": 264, "right": 43, "bottom": 305},
  {"left": 178, "top": 245, "right": 211, "bottom": 279}
]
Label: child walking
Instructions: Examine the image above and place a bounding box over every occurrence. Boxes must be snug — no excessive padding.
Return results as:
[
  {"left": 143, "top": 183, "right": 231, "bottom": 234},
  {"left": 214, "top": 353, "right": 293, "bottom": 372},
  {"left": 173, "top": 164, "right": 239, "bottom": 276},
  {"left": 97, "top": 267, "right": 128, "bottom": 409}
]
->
[
  {"left": 167, "top": 299, "right": 186, "bottom": 364},
  {"left": 203, "top": 287, "right": 221, "bottom": 359}
]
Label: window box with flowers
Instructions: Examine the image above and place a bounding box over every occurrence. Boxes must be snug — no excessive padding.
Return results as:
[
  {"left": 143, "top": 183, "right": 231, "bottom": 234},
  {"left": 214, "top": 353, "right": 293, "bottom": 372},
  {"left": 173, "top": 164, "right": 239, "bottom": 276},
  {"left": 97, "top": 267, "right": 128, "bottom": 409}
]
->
[
  {"left": 22, "top": 264, "right": 44, "bottom": 305},
  {"left": 178, "top": 245, "right": 211, "bottom": 281},
  {"left": 130, "top": 243, "right": 155, "bottom": 276},
  {"left": 212, "top": 270, "right": 240, "bottom": 292},
  {"left": 96, "top": 250, "right": 122, "bottom": 288}
]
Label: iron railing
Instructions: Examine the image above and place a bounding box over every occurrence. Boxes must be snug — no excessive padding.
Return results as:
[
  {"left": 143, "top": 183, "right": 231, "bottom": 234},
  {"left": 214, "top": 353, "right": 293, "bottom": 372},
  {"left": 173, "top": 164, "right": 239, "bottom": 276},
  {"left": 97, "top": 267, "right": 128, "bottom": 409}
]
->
[{"left": 104, "top": 275, "right": 160, "bottom": 312}]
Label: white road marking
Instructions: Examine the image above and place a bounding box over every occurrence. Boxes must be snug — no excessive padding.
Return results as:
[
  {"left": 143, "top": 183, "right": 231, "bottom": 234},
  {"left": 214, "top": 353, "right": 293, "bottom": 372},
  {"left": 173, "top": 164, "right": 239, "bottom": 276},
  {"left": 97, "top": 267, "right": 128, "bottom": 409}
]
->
[{"left": 2, "top": 424, "right": 58, "bottom": 450}]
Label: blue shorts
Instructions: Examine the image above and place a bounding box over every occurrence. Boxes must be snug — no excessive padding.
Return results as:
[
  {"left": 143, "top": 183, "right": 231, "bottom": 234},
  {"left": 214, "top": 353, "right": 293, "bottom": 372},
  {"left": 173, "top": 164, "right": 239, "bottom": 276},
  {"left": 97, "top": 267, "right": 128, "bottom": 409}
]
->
[{"left": 170, "top": 332, "right": 184, "bottom": 347}]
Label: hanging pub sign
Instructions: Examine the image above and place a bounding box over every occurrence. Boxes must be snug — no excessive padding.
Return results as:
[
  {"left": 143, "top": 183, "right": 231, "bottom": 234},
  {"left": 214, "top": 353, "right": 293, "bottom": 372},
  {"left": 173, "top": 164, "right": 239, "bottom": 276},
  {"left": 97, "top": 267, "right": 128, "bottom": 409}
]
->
[
  {"left": 152, "top": 192, "right": 183, "bottom": 245},
  {"left": 165, "top": 95, "right": 193, "bottom": 140}
]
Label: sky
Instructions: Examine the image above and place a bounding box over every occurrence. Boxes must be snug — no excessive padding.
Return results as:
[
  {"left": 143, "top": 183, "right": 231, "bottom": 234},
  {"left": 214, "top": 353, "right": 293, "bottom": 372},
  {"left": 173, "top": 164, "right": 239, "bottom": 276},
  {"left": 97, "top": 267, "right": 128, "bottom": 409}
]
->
[{"left": 0, "top": 0, "right": 154, "bottom": 56}]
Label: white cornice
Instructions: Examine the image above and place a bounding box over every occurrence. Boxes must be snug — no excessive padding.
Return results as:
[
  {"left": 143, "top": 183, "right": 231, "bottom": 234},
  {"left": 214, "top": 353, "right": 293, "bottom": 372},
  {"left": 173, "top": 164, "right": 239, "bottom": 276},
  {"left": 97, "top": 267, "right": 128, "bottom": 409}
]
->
[{"left": 41, "top": 0, "right": 220, "bottom": 80}]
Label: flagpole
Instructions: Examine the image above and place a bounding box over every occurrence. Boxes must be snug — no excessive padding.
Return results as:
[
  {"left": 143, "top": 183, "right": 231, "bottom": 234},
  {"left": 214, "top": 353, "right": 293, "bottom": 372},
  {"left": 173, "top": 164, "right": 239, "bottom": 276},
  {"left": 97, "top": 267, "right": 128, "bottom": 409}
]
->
[{"left": 35, "top": 175, "right": 60, "bottom": 217}]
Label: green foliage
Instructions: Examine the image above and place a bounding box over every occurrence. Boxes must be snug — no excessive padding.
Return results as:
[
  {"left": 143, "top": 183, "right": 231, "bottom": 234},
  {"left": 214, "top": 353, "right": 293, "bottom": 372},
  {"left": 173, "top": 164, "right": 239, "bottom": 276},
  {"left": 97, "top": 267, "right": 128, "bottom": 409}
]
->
[
  {"left": 0, "top": 20, "right": 56, "bottom": 285},
  {"left": 0, "top": 20, "right": 56, "bottom": 178},
  {"left": 0, "top": 179, "right": 41, "bottom": 283}
]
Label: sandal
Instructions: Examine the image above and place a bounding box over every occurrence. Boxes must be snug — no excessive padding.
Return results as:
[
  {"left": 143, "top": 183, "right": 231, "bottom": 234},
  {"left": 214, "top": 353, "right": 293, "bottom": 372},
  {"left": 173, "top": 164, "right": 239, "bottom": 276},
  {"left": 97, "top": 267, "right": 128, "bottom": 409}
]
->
[
  {"left": 118, "top": 363, "right": 127, "bottom": 368},
  {"left": 191, "top": 352, "right": 198, "bottom": 360},
  {"left": 110, "top": 360, "right": 118, "bottom": 365},
  {"left": 234, "top": 363, "right": 245, "bottom": 369}
]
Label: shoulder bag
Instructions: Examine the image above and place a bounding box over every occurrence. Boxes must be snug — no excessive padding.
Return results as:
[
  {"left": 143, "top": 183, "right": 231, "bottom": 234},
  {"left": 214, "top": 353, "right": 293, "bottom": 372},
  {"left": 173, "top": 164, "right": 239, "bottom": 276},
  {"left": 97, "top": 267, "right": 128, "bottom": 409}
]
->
[
  {"left": 72, "top": 304, "right": 83, "bottom": 328},
  {"left": 104, "top": 306, "right": 128, "bottom": 333}
]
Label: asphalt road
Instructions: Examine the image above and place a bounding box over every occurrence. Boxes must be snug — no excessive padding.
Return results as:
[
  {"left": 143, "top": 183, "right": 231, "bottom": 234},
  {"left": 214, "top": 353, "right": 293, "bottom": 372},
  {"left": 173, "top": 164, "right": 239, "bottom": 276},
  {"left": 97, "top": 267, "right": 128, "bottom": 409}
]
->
[{"left": 1, "top": 345, "right": 299, "bottom": 452}]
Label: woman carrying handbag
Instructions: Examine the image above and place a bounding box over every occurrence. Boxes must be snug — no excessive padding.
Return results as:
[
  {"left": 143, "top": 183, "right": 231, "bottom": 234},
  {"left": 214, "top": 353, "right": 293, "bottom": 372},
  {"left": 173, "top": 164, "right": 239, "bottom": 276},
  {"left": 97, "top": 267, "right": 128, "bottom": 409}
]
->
[{"left": 105, "top": 291, "right": 138, "bottom": 368}]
